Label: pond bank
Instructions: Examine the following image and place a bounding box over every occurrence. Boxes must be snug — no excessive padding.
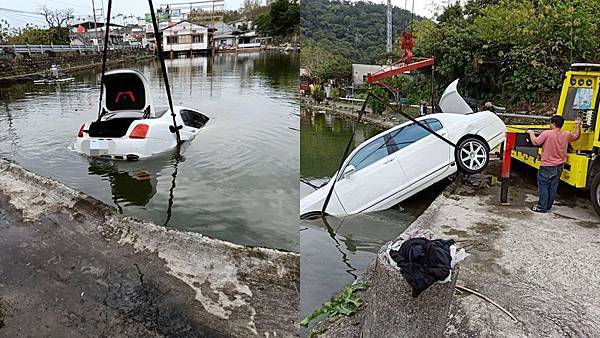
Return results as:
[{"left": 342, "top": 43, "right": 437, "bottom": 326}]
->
[
  {"left": 313, "top": 159, "right": 600, "bottom": 336},
  {"left": 301, "top": 96, "right": 410, "bottom": 130},
  {"left": 0, "top": 159, "right": 299, "bottom": 337},
  {"left": 0, "top": 50, "right": 153, "bottom": 85}
]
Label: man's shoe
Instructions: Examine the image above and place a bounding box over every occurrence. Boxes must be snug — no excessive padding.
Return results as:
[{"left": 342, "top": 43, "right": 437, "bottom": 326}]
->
[{"left": 531, "top": 206, "right": 546, "bottom": 213}]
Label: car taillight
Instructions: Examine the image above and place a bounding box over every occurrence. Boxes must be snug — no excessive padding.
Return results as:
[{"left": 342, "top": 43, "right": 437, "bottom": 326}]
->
[
  {"left": 130, "top": 124, "right": 149, "bottom": 139},
  {"left": 77, "top": 124, "right": 85, "bottom": 138}
]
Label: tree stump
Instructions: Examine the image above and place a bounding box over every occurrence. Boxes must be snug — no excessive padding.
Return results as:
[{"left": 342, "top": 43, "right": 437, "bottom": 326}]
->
[{"left": 360, "top": 252, "right": 459, "bottom": 338}]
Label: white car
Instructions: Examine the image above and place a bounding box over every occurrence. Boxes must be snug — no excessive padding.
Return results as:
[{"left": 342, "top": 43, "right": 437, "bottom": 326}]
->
[
  {"left": 300, "top": 79, "right": 506, "bottom": 218},
  {"left": 74, "top": 69, "right": 209, "bottom": 160}
]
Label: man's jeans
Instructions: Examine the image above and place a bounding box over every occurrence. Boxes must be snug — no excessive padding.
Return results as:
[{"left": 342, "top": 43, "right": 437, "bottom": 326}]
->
[{"left": 537, "top": 165, "right": 563, "bottom": 212}]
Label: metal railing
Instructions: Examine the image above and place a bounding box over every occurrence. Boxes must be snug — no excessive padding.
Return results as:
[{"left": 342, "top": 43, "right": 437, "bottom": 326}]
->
[{"left": 0, "top": 44, "right": 143, "bottom": 55}]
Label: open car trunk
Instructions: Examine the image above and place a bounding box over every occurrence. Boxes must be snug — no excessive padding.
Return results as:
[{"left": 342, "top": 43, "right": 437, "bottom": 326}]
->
[{"left": 88, "top": 118, "right": 140, "bottom": 138}]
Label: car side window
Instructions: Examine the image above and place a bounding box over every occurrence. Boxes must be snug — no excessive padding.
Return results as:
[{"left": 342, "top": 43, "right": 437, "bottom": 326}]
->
[
  {"left": 180, "top": 109, "right": 210, "bottom": 129},
  {"left": 388, "top": 118, "right": 443, "bottom": 151},
  {"left": 344, "top": 137, "right": 389, "bottom": 174}
]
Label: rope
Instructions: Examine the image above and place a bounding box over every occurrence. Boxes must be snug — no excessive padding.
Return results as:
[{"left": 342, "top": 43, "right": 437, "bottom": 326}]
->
[
  {"left": 321, "top": 92, "right": 371, "bottom": 214},
  {"left": 96, "top": 0, "right": 113, "bottom": 121},
  {"left": 370, "top": 91, "right": 457, "bottom": 148},
  {"left": 148, "top": 0, "right": 182, "bottom": 145}
]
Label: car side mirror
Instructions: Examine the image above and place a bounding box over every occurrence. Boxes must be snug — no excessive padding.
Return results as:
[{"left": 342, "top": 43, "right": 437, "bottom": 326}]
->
[{"left": 343, "top": 165, "right": 356, "bottom": 178}]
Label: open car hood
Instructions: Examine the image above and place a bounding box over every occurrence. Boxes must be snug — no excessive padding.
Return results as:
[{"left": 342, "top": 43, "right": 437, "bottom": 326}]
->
[
  {"left": 101, "top": 69, "right": 155, "bottom": 117},
  {"left": 438, "top": 79, "right": 473, "bottom": 115}
]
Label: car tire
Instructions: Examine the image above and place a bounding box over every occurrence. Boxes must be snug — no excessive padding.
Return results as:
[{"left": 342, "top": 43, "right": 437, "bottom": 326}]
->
[
  {"left": 455, "top": 137, "right": 489, "bottom": 174},
  {"left": 590, "top": 173, "right": 600, "bottom": 217}
]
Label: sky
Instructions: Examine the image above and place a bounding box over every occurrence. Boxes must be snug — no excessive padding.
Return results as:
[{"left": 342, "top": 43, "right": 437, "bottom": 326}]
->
[{"left": 0, "top": 0, "right": 451, "bottom": 29}]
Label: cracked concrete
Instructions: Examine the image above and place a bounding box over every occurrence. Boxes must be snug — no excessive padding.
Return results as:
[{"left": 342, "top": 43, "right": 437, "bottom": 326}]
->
[
  {"left": 313, "top": 159, "right": 600, "bottom": 337},
  {"left": 0, "top": 159, "right": 299, "bottom": 337}
]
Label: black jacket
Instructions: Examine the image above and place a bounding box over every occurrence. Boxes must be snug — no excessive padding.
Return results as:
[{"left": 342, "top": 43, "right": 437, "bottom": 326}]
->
[{"left": 389, "top": 237, "right": 454, "bottom": 297}]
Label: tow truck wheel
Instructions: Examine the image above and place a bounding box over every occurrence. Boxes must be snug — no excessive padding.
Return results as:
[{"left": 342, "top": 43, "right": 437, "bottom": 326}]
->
[
  {"left": 455, "top": 137, "right": 490, "bottom": 174},
  {"left": 590, "top": 173, "right": 600, "bottom": 216}
]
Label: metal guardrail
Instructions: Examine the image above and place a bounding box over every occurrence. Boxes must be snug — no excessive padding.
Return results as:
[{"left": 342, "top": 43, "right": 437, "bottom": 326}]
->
[{"left": 0, "top": 44, "right": 143, "bottom": 54}]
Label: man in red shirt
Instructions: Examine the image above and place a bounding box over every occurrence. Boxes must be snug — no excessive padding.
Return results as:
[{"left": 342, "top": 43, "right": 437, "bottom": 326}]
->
[{"left": 527, "top": 115, "right": 581, "bottom": 213}]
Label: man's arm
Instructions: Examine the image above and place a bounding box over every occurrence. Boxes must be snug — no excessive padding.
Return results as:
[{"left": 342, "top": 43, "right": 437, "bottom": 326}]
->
[
  {"left": 570, "top": 118, "right": 582, "bottom": 142},
  {"left": 527, "top": 129, "right": 545, "bottom": 146}
]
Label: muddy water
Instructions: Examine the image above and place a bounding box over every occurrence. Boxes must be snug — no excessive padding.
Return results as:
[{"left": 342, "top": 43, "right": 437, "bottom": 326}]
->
[
  {"left": 299, "top": 109, "right": 445, "bottom": 334},
  {"left": 0, "top": 52, "right": 299, "bottom": 251}
]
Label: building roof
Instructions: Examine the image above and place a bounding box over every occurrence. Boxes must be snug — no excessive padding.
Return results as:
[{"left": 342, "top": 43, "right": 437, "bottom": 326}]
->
[
  {"left": 211, "top": 22, "right": 242, "bottom": 37},
  {"left": 69, "top": 21, "right": 124, "bottom": 29},
  {"left": 161, "top": 20, "right": 216, "bottom": 32}
]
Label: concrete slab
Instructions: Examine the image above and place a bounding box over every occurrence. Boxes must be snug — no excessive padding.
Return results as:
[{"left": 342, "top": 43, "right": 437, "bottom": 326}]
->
[
  {"left": 412, "top": 163, "right": 600, "bottom": 336},
  {"left": 310, "top": 159, "right": 600, "bottom": 337},
  {"left": 0, "top": 159, "right": 299, "bottom": 337}
]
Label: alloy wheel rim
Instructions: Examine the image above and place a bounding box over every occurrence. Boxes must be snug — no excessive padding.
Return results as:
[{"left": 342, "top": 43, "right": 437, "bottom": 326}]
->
[
  {"left": 597, "top": 182, "right": 600, "bottom": 204},
  {"left": 459, "top": 141, "right": 486, "bottom": 171}
]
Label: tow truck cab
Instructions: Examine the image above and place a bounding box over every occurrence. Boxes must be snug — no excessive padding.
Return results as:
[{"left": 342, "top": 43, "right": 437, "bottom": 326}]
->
[{"left": 508, "top": 63, "right": 600, "bottom": 214}]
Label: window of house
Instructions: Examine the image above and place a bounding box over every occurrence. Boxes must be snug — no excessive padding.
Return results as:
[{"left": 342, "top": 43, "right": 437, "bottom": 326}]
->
[
  {"left": 166, "top": 36, "right": 178, "bottom": 44},
  {"left": 193, "top": 34, "right": 204, "bottom": 43}
]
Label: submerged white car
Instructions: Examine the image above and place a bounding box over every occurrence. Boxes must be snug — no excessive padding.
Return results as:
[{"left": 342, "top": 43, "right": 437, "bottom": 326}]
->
[
  {"left": 74, "top": 69, "right": 209, "bottom": 160},
  {"left": 300, "top": 79, "right": 506, "bottom": 218}
]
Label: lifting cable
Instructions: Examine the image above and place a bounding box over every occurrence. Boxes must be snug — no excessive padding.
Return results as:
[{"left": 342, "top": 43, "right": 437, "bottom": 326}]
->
[
  {"left": 147, "top": 0, "right": 182, "bottom": 145},
  {"left": 321, "top": 92, "right": 371, "bottom": 215},
  {"left": 319, "top": 89, "right": 457, "bottom": 215},
  {"left": 96, "top": 0, "right": 113, "bottom": 121},
  {"left": 95, "top": 0, "right": 182, "bottom": 145}
]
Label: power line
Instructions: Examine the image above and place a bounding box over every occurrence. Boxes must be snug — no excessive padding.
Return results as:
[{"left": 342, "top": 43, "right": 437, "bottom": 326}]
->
[{"left": 0, "top": 8, "right": 43, "bottom": 15}]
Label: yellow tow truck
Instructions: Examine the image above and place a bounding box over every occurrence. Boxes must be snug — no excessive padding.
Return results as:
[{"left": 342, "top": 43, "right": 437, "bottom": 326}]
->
[{"left": 508, "top": 63, "right": 600, "bottom": 216}]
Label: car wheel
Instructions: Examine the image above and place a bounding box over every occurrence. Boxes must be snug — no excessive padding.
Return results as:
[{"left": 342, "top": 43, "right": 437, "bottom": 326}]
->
[
  {"left": 590, "top": 173, "right": 600, "bottom": 217},
  {"left": 455, "top": 137, "right": 489, "bottom": 174}
]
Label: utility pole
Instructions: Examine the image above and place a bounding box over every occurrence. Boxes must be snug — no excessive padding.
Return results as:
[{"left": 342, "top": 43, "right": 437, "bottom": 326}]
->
[
  {"left": 91, "top": 0, "right": 100, "bottom": 47},
  {"left": 386, "top": 0, "right": 392, "bottom": 65}
]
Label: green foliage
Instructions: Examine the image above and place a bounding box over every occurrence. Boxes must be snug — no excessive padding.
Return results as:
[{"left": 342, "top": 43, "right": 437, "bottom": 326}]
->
[
  {"left": 256, "top": 0, "right": 299, "bottom": 38},
  {"left": 0, "top": 19, "right": 9, "bottom": 44},
  {"left": 301, "top": 0, "right": 417, "bottom": 64},
  {"left": 223, "top": 10, "right": 243, "bottom": 23},
  {"left": 301, "top": 42, "right": 352, "bottom": 81},
  {"left": 331, "top": 87, "right": 341, "bottom": 101},
  {"left": 413, "top": 0, "right": 600, "bottom": 106},
  {"left": 4, "top": 25, "right": 65, "bottom": 45},
  {"left": 311, "top": 84, "right": 326, "bottom": 103},
  {"left": 369, "top": 86, "right": 390, "bottom": 114},
  {"left": 300, "top": 282, "right": 369, "bottom": 329}
]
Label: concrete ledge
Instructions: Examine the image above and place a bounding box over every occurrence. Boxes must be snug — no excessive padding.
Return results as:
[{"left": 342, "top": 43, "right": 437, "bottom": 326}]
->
[
  {"left": 317, "top": 234, "right": 459, "bottom": 338},
  {"left": 0, "top": 159, "right": 299, "bottom": 337}
]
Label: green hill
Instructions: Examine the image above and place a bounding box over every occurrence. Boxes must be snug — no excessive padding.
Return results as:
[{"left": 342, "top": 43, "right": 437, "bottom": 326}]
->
[{"left": 301, "top": 0, "right": 419, "bottom": 64}]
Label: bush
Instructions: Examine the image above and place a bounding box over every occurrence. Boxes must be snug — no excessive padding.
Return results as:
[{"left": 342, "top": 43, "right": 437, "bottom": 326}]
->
[
  {"left": 368, "top": 86, "right": 390, "bottom": 114},
  {"left": 310, "top": 84, "right": 325, "bottom": 103},
  {"left": 331, "top": 87, "right": 341, "bottom": 101}
]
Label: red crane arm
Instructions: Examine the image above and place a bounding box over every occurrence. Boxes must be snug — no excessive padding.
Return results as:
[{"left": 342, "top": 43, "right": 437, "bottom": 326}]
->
[{"left": 367, "top": 57, "right": 435, "bottom": 84}]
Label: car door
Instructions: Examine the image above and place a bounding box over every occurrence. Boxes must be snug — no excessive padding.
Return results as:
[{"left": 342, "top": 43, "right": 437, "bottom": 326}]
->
[
  {"left": 391, "top": 118, "right": 452, "bottom": 191},
  {"left": 333, "top": 134, "right": 407, "bottom": 214}
]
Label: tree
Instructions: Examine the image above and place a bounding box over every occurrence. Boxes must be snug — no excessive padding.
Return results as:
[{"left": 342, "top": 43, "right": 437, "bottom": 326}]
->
[
  {"left": 40, "top": 5, "right": 73, "bottom": 44},
  {"left": 300, "top": 43, "right": 351, "bottom": 82},
  {"left": 256, "top": 0, "right": 299, "bottom": 39},
  {"left": 0, "top": 19, "right": 9, "bottom": 44},
  {"left": 5, "top": 25, "right": 52, "bottom": 45}
]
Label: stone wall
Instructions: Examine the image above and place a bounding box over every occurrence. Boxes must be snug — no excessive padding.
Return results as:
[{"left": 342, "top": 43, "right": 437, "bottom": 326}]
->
[{"left": 0, "top": 49, "right": 152, "bottom": 82}]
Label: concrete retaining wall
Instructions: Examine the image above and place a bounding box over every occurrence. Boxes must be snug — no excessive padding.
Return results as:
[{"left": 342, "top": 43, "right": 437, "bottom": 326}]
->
[
  {"left": 0, "top": 49, "right": 152, "bottom": 84},
  {"left": 0, "top": 159, "right": 299, "bottom": 337}
]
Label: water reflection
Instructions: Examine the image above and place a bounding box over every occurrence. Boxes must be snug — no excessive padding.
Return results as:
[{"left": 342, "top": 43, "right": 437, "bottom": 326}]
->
[
  {"left": 0, "top": 52, "right": 299, "bottom": 251},
  {"left": 299, "top": 109, "right": 446, "bottom": 334}
]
